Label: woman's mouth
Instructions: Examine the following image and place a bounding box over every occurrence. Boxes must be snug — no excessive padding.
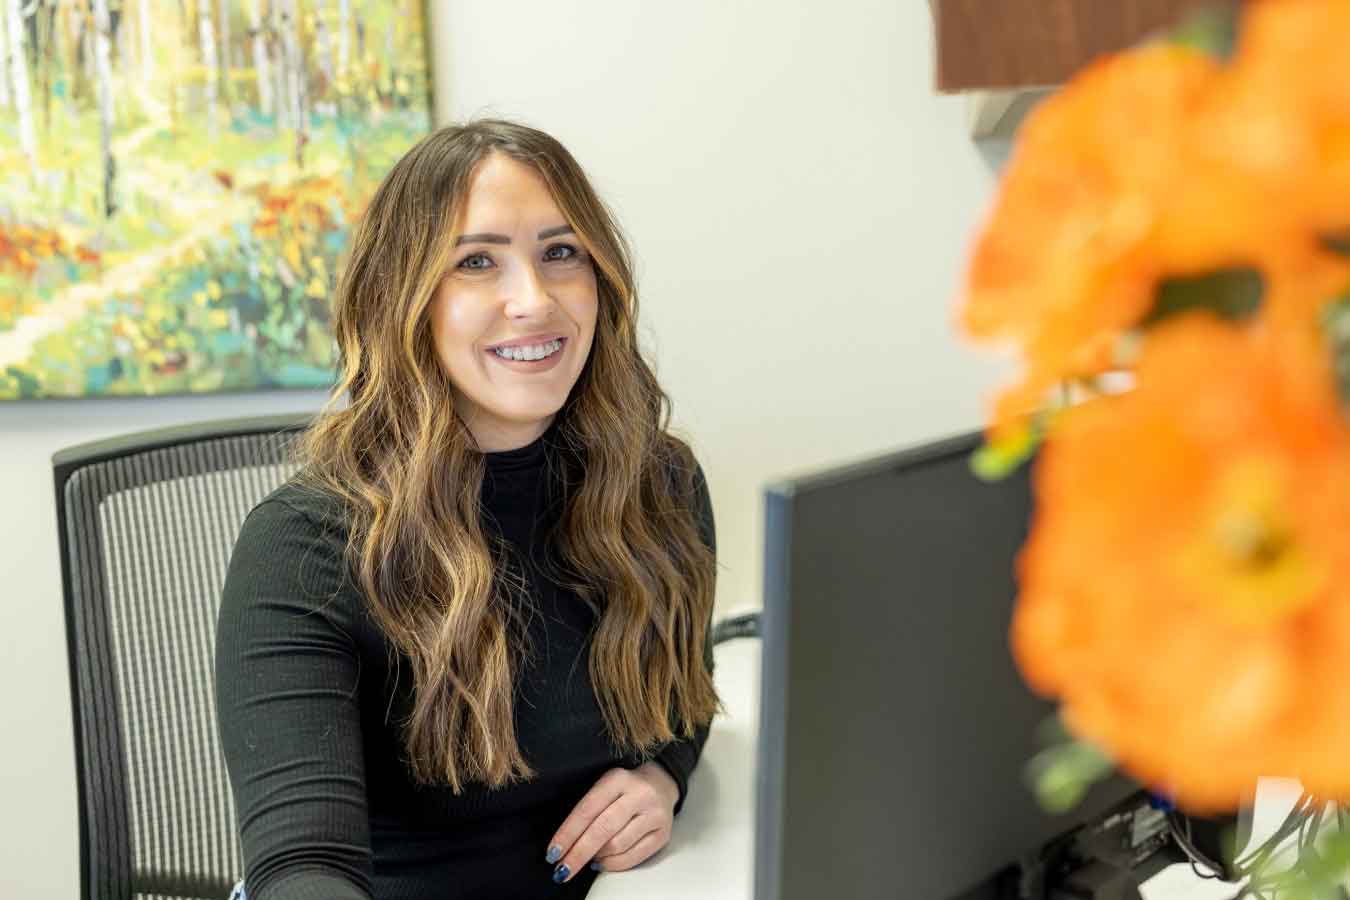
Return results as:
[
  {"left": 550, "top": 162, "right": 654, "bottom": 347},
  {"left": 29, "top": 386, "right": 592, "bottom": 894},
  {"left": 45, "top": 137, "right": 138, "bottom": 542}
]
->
[{"left": 487, "top": 337, "right": 566, "bottom": 371}]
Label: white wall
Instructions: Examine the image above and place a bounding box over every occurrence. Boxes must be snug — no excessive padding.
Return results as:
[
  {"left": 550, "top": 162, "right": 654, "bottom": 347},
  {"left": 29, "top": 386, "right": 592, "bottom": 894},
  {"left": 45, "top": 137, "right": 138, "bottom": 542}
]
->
[{"left": 1, "top": 1, "right": 1004, "bottom": 897}]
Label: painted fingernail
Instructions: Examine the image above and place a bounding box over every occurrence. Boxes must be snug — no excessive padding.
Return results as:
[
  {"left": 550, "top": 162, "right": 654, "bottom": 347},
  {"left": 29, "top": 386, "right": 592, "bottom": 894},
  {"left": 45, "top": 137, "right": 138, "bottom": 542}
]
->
[
  {"left": 546, "top": 845, "right": 562, "bottom": 864},
  {"left": 590, "top": 861, "right": 603, "bottom": 872},
  {"left": 552, "top": 863, "right": 571, "bottom": 884}
]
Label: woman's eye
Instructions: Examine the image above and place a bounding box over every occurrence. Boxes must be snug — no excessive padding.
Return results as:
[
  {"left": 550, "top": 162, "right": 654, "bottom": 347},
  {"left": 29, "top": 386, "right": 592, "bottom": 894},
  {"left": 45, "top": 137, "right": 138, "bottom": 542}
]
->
[
  {"left": 544, "top": 243, "right": 579, "bottom": 262},
  {"left": 458, "top": 253, "right": 493, "bottom": 271},
  {"left": 457, "top": 245, "right": 580, "bottom": 273}
]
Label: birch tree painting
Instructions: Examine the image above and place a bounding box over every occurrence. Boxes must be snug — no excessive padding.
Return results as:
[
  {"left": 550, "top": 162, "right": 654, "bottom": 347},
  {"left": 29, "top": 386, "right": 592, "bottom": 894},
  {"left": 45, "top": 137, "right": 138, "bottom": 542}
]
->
[
  {"left": 0, "top": 0, "right": 432, "bottom": 399},
  {"left": 5, "top": 0, "right": 36, "bottom": 176}
]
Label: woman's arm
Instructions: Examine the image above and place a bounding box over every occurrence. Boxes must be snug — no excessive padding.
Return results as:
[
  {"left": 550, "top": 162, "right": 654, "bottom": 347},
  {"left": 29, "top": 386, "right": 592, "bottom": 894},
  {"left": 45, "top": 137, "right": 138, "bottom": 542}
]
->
[
  {"left": 652, "top": 462, "right": 717, "bottom": 816},
  {"left": 215, "top": 497, "right": 374, "bottom": 900}
]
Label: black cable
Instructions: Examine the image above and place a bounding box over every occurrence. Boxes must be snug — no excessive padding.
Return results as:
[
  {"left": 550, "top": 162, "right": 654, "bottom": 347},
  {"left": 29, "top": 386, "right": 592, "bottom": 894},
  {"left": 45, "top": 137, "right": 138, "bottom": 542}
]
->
[
  {"left": 1192, "top": 860, "right": 1223, "bottom": 880},
  {"left": 1169, "top": 812, "right": 1227, "bottom": 879},
  {"left": 711, "top": 611, "right": 760, "bottom": 646}
]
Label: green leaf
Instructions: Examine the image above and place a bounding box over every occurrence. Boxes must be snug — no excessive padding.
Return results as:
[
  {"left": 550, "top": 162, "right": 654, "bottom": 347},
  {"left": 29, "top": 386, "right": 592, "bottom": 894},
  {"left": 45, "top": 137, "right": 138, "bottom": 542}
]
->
[
  {"left": 1143, "top": 267, "right": 1264, "bottom": 327},
  {"left": 1258, "top": 823, "right": 1350, "bottom": 900},
  {"left": 971, "top": 423, "right": 1040, "bottom": 482},
  {"left": 1027, "top": 736, "right": 1116, "bottom": 815},
  {"left": 1168, "top": 3, "right": 1241, "bottom": 61}
]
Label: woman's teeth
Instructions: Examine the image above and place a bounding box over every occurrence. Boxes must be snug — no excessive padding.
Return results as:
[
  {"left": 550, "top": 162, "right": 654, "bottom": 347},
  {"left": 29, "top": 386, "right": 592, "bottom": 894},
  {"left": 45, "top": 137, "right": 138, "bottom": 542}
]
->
[{"left": 493, "top": 339, "right": 563, "bottom": 362}]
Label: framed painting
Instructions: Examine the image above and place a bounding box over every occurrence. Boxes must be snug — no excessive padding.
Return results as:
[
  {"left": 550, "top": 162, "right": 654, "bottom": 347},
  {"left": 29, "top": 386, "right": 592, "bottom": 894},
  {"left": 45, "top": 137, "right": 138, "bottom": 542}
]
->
[{"left": 0, "top": 0, "right": 433, "bottom": 399}]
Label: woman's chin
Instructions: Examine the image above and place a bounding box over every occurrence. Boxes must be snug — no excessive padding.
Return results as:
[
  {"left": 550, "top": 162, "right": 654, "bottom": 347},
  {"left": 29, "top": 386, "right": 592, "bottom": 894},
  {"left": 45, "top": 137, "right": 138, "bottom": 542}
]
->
[
  {"left": 487, "top": 405, "right": 564, "bottom": 434},
  {"left": 494, "top": 394, "right": 570, "bottom": 424}
]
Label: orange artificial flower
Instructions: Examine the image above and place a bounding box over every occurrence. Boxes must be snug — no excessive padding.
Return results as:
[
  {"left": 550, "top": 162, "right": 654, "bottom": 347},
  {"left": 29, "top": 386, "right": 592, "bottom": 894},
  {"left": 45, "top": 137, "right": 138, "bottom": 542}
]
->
[
  {"left": 961, "top": 45, "right": 1222, "bottom": 440},
  {"left": 1152, "top": 0, "right": 1350, "bottom": 280},
  {"left": 1011, "top": 314, "right": 1350, "bottom": 812},
  {"left": 1219, "top": 0, "right": 1350, "bottom": 237}
]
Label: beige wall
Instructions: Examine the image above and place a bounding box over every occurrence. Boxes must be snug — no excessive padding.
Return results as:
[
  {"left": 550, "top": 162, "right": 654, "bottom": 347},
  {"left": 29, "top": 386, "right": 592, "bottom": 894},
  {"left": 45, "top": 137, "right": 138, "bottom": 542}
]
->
[{"left": 0, "top": 1, "right": 1003, "bottom": 896}]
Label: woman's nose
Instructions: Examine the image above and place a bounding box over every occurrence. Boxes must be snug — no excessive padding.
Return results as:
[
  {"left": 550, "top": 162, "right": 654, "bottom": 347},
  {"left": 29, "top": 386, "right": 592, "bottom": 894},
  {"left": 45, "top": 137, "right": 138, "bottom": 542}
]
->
[{"left": 502, "top": 262, "right": 554, "bottom": 319}]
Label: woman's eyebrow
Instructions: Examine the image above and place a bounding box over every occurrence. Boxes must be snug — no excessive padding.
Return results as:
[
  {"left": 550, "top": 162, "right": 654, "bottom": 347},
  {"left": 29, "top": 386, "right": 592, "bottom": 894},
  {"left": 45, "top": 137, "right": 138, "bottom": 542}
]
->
[{"left": 455, "top": 225, "right": 575, "bottom": 246}]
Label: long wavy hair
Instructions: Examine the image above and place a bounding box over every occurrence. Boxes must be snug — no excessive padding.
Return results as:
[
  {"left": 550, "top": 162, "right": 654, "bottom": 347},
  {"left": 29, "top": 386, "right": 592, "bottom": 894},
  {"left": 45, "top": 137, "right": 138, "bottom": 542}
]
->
[{"left": 295, "top": 119, "right": 719, "bottom": 791}]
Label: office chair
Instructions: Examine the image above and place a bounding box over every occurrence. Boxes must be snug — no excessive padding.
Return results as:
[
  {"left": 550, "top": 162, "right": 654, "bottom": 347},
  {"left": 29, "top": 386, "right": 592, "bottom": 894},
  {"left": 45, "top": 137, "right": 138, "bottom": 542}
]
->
[{"left": 53, "top": 414, "right": 312, "bottom": 900}]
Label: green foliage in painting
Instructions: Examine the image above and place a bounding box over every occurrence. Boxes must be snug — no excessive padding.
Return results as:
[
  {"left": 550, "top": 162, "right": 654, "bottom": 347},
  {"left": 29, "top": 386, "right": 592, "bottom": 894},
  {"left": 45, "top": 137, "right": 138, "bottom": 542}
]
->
[{"left": 0, "top": 0, "right": 432, "bottom": 399}]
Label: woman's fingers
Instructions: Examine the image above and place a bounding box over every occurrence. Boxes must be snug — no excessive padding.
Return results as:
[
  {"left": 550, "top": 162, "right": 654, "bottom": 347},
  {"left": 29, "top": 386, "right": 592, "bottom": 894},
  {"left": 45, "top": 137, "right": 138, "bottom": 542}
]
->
[
  {"left": 594, "top": 812, "right": 660, "bottom": 861},
  {"left": 546, "top": 765, "right": 677, "bottom": 883},
  {"left": 553, "top": 795, "right": 637, "bottom": 882},
  {"left": 593, "top": 828, "right": 669, "bottom": 873},
  {"left": 546, "top": 768, "right": 628, "bottom": 868}
]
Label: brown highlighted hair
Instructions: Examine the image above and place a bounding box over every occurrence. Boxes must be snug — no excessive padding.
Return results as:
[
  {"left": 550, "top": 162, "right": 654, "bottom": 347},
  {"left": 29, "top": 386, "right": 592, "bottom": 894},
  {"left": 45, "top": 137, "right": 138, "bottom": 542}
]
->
[{"left": 296, "top": 119, "right": 718, "bottom": 790}]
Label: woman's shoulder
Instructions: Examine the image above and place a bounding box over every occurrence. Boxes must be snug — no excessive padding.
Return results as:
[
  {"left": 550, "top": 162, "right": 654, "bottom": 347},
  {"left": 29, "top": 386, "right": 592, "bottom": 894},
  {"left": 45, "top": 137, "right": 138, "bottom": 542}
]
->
[
  {"left": 652, "top": 435, "right": 714, "bottom": 548},
  {"left": 232, "top": 476, "right": 353, "bottom": 558},
  {"left": 221, "top": 478, "right": 368, "bottom": 647},
  {"left": 223, "top": 476, "right": 358, "bottom": 615},
  {"left": 249, "top": 470, "right": 353, "bottom": 527},
  {"left": 653, "top": 433, "right": 706, "bottom": 486}
]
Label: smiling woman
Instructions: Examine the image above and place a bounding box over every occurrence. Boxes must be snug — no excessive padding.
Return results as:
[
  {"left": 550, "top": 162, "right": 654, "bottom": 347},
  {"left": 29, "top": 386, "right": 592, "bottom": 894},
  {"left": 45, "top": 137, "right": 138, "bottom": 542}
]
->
[
  {"left": 430, "top": 154, "right": 600, "bottom": 451},
  {"left": 214, "top": 119, "right": 719, "bottom": 900}
]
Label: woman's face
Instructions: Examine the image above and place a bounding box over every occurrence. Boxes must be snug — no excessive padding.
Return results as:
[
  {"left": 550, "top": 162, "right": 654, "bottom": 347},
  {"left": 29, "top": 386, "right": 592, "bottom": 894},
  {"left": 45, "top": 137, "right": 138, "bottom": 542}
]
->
[{"left": 430, "top": 153, "right": 599, "bottom": 452}]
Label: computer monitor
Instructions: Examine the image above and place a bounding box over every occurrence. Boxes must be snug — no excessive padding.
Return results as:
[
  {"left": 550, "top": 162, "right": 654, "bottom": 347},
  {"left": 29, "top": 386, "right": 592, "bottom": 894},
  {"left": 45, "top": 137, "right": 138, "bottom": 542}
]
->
[{"left": 753, "top": 431, "right": 1146, "bottom": 900}]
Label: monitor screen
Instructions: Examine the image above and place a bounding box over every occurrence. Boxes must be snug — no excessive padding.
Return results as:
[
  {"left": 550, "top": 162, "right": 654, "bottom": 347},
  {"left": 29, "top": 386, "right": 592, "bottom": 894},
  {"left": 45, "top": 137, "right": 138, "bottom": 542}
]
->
[{"left": 754, "top": 431, "right": 1139, "bottom": 900}]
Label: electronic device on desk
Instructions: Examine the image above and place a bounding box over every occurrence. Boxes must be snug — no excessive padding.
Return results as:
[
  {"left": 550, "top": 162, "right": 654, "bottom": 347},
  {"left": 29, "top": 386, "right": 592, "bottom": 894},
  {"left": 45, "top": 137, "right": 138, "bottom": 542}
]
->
[
  {"left": 1036, "top": 793, "right": 1176, "bottom": 900},
  {"left": 752, "top": 431, "right": 1248, "bottom": 900}
]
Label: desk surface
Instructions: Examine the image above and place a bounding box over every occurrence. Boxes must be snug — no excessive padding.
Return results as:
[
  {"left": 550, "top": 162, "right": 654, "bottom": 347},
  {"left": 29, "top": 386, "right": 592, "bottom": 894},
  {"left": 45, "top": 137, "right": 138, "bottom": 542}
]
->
[{"left": 591, "top": 634, "right": 1281, "bottom": 900}]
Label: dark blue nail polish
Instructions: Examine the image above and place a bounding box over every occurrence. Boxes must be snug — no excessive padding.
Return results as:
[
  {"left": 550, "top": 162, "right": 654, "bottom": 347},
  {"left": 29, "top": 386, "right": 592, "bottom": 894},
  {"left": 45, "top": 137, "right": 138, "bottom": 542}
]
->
[
  {"left": 546, "top": 845, "right": 562, "bottom": 864},
  {"left": 552, "top": 863, "right": 571, "bottom": 884},
  {"left": 589, "top": 861, "right": 603, "bottom": 872}
]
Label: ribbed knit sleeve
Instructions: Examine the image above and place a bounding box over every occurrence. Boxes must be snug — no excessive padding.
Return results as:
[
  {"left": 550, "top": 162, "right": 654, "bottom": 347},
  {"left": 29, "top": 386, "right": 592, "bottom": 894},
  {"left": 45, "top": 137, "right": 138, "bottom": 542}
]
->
[
  {"left": 653, "top": 464, "right": 717, "bottom": 816},
  {"left": 214, "top": 497, "right": 374, "bottom": 900}
]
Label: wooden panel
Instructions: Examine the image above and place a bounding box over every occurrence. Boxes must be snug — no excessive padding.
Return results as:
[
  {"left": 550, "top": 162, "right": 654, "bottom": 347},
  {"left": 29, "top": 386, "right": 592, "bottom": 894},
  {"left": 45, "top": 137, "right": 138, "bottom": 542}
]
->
[{"left": 934, "top": 0, "right": 1234, "bottom": 92}]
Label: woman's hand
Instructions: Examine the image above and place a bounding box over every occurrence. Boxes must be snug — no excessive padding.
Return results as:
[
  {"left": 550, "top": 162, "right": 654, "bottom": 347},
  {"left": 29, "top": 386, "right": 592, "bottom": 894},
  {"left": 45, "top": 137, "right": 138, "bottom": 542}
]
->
[{"left": 545, "top": 762, "right": 680, "bottom": 883}]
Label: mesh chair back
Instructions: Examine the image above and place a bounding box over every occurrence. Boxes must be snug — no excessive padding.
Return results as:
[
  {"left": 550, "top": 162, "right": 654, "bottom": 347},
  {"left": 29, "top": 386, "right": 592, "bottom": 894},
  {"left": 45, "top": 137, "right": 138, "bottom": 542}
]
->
[{"left": 54, "top": 415, "right": 312, "bottom": 900}]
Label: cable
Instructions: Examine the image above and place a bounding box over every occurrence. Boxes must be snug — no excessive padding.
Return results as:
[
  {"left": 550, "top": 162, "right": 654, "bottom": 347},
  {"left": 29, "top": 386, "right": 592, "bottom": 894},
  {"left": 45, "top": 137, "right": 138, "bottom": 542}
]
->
[
  {"left": 1169, "top": 812, "right": 1227, "bottom": 880},
  {"left": 711, "top": 611, "right": 760, "bottom": 646}
]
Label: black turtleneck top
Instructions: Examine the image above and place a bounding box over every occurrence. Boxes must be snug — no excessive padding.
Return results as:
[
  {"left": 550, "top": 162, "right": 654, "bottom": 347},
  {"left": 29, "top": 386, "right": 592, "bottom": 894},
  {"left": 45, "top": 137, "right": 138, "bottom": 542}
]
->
[{"left": 214, "top": 428, "right": 716, "bottom": 900}]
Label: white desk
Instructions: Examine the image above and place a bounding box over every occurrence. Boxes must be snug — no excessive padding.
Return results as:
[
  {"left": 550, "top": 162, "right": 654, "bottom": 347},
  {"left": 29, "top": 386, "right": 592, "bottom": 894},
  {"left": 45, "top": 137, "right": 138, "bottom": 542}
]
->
[{"left": 592, "top": 637, "right": 1286, "bottom": 900}]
